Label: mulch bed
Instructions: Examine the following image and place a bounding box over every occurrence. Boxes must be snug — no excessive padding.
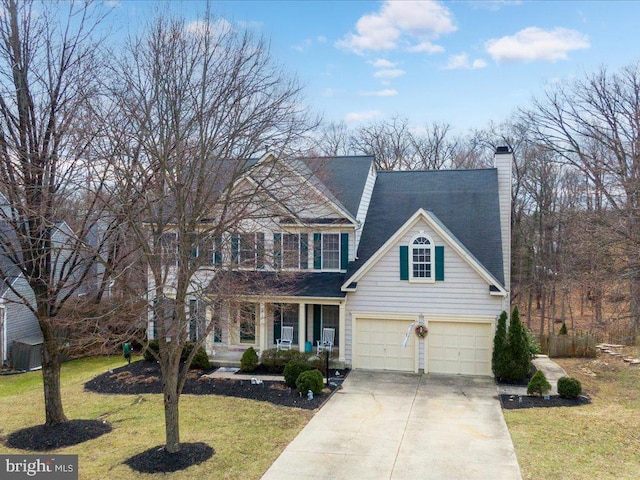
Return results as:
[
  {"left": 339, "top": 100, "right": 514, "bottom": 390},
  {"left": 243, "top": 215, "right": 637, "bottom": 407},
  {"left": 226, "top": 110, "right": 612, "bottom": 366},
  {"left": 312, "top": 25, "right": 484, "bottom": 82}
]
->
[
  {"left": 84, "top": 360, "right": 339, "bottom": 410},
  {"left": 5, "top": 419, "right": 112, "bottom": 451},
  {"left": 499, "top": 393, "right": 590, "bottom": 409},
  {"left": 124, "top": 442, "right": 214, "bottom": 473}
]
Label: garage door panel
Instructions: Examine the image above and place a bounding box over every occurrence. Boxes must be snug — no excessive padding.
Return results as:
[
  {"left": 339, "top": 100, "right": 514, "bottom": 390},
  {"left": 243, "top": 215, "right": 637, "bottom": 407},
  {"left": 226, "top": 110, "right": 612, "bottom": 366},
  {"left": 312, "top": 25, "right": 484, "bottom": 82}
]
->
[
  {"left": 356, "top": 318, "right": 416, "bottom": 372},
  {"left": 427, "top": 321, "right": 492, "bottom": 376}
]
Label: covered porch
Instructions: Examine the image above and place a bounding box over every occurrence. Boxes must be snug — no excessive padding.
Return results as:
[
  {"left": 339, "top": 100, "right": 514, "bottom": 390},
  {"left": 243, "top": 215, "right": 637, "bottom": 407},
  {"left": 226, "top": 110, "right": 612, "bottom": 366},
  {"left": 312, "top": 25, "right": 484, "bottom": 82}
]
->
[{"left": 209, "top": 298, "right": 346, "bottom": 364}]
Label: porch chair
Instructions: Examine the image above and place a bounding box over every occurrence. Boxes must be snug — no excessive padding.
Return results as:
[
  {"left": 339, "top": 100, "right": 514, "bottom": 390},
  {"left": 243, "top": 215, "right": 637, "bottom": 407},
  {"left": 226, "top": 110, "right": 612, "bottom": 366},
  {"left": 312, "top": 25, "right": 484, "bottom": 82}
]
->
[
  {"left": 317, "top": 328, "right": 335, "bottom": 355},
  {"left": 276, "top": 326, "right": 294, "bottom": 351}
]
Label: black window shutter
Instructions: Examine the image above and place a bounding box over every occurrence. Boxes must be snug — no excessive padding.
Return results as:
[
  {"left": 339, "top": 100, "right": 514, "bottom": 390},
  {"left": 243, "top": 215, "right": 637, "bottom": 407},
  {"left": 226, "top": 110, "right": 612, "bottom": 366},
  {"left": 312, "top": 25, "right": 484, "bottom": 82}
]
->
[
  {"left": 435, "top": 246, "right": 444, "bottom": 281},
  {"left": 399, "top": 245, "right": 409, "bottom": 280},
  {"left": 300, "top": 233, "right": 308, "bottom": 269},
  {"left": 313, "top": 233, "right": 322, "bottom": 269},
  {"left": 313, "top": 304, "right": 322, "bottom": 344},
  {"left": 214, "top": 236, "right": 222, "bottom": 267},
  {"left": 256, "top": 233, "right": 265, "bottom": 269},
  {"left": 273, "top": 233, "right": 281, "bottom": 269},
  {"left": 340, "top": 233, "right": 349, "bottom": 270}
]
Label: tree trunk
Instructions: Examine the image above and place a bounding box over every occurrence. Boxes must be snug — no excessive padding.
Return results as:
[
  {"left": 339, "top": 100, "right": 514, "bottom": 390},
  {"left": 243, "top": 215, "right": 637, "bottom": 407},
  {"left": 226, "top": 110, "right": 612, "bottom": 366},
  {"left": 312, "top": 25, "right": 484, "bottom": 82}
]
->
[
  {"left": 163, "top": 362, "right": 181, "bottom": 453},
  {"left": 40, "top": 330, "right": 67, "bottom": 425}
]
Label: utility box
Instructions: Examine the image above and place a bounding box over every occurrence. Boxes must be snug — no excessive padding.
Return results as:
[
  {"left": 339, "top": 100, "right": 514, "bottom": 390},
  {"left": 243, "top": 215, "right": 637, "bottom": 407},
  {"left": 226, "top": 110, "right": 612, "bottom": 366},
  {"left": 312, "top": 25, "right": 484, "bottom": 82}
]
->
[{"left": 10, "top": 336, "right": 43, "bottom": 370}]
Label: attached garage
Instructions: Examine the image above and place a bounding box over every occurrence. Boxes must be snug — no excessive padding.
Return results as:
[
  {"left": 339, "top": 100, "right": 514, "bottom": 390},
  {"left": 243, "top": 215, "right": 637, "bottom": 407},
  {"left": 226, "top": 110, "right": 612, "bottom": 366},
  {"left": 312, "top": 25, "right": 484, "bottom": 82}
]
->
[
  {"left": 427, "top": 321, "right": 492, "bottom": 376},
  {"left": 354, "top": 318, "right": 417, "bottom": 372}
]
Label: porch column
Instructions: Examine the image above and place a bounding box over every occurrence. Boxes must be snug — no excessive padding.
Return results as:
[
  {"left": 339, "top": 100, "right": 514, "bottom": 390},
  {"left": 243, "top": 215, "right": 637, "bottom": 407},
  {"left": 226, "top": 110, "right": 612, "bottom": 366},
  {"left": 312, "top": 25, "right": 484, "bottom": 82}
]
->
[
  {"left": 258, "top": 302, "right": 267, "bottom": 353},
  {"left": 298, "top": 302, "right": 306, "bottom": 352},
  {"left": 339, "top": 302, "right": 346, "bottom": 363}
]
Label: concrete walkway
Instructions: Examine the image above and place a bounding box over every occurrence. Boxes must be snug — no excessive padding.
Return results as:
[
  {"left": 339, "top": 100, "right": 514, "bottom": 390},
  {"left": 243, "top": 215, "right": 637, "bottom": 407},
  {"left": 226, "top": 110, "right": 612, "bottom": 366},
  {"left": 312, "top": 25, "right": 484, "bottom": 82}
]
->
[
  {"left": 261, "top": 371, "right": 522, "bottom": 480},
  {"left": 497, "top": 355, "right": 568, "bottom": 396}
]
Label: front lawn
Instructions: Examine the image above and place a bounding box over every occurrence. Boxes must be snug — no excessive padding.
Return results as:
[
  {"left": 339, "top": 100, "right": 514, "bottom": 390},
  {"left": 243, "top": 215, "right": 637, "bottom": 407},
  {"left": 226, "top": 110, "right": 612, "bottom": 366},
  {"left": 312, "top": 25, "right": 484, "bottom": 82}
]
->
[
  {"left": 505, "top": 356, "right": 640, "bottom": 480},
  {"left": 0, "top": 356, "right": 313, "bottom": 479}
]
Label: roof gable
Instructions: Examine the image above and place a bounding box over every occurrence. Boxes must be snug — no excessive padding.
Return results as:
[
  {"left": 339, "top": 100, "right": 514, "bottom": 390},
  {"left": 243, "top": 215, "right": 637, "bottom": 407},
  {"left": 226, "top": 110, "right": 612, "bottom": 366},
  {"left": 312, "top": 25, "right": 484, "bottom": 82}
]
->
[{"left": 346, "top": 168, "right": 505, "bottom": 287}]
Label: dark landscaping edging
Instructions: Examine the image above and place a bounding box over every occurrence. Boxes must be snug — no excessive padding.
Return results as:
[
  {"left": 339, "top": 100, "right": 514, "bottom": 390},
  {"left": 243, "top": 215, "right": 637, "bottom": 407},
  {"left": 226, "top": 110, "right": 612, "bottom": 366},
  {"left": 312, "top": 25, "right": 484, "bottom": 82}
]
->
[{"left": 499, "top": 393, "right": 590, "bottom": 410}]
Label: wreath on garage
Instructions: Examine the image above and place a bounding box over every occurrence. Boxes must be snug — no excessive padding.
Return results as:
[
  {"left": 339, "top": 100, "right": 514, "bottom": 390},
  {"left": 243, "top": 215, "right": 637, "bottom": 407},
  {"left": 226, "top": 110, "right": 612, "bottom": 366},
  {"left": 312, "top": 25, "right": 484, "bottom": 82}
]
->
[{"left": 415, "top": 324, "right": 428, "bottom": 338}]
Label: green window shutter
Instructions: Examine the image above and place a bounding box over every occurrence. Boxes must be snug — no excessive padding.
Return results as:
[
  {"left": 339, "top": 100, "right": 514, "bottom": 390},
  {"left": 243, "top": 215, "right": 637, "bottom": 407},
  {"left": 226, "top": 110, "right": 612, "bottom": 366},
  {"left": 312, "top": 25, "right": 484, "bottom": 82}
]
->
[
  {"left": 214, "top": 236, "right": 222, "bottom": 267},
  {"left": 340, "top": 233, "right": 349, "bottom": 270},
  {"left": 399, "top": 245, "right": 409, "bottom": 280},
  {"left": 313, "top": 233, "right": 322, "bottom": 269},
  {"left": 313, "top": 304, "right": 322, "bottom": 344},
  {"left": 274, "top": 309, "right": 281, "bottom": 344},
  {"left": 231, "top": 236, "right": 239, "bottom": 265},
  {"left": 300, "top": 233, "right": 308, "bottom": 269},
  {"left": 256, "top": 233, "right": 265, "bottom": 269},
  {"left": 273, "top": 233, "right": 281, "bottom": 269},
  {"left": 435, "top": 246, "right": 444, "bottom": 281}
]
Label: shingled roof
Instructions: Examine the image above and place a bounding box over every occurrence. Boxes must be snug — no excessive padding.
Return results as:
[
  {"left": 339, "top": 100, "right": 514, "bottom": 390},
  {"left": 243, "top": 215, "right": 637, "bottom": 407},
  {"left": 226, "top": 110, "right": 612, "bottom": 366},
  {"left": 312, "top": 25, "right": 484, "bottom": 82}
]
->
[{"left": 347, "top": 168, "right": 505, "bottom": 286}]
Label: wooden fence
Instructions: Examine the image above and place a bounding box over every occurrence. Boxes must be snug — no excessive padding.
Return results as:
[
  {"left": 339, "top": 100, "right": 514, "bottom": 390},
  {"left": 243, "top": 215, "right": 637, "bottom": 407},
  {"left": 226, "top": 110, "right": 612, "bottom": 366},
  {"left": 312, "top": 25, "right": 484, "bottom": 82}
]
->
[{"left": 537, "top": 333, "right": 597, "bottom": 358}]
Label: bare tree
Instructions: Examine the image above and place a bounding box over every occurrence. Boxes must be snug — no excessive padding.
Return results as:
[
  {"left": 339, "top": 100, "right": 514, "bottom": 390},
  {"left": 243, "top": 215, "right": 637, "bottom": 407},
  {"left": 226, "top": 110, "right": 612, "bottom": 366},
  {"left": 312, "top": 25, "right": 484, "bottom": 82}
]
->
[
  {"left": 0, "top": 0, "right": 113, "bottom": 425},
  {"left": 104, "top": 13, "right": 316, "bottom": 454},
  {"left": 349, "top": 116, "right": 414, "bottom": 170},
  {"left": 524, "top": 63, "right": 640, "bottom": 332}
]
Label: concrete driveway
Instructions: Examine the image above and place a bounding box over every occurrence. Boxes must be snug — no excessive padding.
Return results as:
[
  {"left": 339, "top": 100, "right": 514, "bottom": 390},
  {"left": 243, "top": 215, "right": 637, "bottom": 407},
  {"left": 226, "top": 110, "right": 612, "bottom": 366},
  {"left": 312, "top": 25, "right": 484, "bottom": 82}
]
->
[{"left": 262, "top": 371, "right": 522, "bottom": 480}]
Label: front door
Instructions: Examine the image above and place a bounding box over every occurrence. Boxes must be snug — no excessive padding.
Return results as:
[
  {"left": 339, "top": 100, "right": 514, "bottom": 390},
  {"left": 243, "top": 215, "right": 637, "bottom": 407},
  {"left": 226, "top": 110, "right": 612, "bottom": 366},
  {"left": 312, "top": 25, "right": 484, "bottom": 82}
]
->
[
  {"left": 313, "top": 305, "right": 339, "bottom": 346},
  {"left": 273, "top": 304, "right": 298, "bottom": 346}
]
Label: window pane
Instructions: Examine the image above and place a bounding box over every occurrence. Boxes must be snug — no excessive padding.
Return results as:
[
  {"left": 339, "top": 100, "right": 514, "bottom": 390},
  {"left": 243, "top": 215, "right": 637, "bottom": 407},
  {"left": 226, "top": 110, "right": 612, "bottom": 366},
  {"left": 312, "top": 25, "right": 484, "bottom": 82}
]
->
[
  {"left": 239, "top": 304, "right": 256, "bottom": 343},
  {"left": 322, "top": 234, "right": 340, "bottom": 269},
  {"left": 239, "top": 234, "right": 255, "bottom": 268},
  {"left": 282, "top": 233, "right": 300, "bottom": 269},
  {"left": 411, "top": 236, "right": 432, "bottom": 279}
]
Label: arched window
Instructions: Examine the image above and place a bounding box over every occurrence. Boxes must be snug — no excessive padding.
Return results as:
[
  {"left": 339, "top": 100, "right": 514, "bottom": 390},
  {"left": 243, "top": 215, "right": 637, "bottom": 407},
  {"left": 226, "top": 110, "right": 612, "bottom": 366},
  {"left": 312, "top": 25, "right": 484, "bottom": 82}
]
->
[{"left": 410, "top": 234, "right": 433, "bottom": 280}]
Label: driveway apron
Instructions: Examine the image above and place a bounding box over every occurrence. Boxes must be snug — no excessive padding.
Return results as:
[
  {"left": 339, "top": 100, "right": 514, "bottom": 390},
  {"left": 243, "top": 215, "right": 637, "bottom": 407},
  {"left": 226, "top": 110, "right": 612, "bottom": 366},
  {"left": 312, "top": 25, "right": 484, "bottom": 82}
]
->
[{"left": 261, "top": 370, "right": 522, "bottom": 480}]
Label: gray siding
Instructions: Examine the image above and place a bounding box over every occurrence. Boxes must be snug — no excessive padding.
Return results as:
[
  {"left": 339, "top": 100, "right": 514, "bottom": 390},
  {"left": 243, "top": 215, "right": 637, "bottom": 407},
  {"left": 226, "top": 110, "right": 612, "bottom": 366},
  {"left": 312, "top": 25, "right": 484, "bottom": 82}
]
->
[{"left": 2, "top": 276, "right": 40, "bottom": 362}]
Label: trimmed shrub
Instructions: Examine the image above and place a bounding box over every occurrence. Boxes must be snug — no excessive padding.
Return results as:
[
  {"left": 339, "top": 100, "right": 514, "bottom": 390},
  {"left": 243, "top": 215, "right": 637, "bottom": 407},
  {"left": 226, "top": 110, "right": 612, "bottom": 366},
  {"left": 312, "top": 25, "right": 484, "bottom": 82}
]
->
[
  {"left": 143, "top": 340, "right": 159, "bottom": 362},
  {"left": 143, "top": 340, "right": 210, "bottom": 370},
  {"left": 283, "top": 359, "right": 313, "bottom": 388},
  {"left": 240, "top": 347, "right": 259, "bottom": 372},
  {"left": 558, "top": 323, "right": 568, "bottom": 335},
  {"left": 502, "top": 306, "right": 531, "bottom": 382},
  {"left": 295, "top": 369, "right": 324, "bottom": 395},
  {"left": 260, "top": 348, "right": 310, "bottom": 374},
  {"left": 189, "top": 346, "right": 211, "bottom": 370},
  {"left": 527, "top": 370, "right": 551, "bottom": 396},
  {"left": 492, "top": 311, "right": 508, "bottom": 378},
  {"left": 557, "top": 376, "right": 582, "bottom": 398}
]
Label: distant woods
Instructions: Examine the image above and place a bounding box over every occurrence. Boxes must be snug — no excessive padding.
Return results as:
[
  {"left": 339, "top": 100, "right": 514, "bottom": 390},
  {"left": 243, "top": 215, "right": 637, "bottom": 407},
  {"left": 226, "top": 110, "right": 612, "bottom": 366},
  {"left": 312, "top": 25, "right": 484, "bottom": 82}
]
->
[{"left": 310, "top": 62, "right": 640, "bottom": 338}]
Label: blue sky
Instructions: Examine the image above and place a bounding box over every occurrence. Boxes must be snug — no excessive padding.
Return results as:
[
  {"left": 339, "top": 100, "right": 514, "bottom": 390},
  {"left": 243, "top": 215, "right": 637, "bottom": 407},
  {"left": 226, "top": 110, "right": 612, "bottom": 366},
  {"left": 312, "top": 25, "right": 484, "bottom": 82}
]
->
[{"left": 106, "top": 0, "right": 640, "bottom": 134}]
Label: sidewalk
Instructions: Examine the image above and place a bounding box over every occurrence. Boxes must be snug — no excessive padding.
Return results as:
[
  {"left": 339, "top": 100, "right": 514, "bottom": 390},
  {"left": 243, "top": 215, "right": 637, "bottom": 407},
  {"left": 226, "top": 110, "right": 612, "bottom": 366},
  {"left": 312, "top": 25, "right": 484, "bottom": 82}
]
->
[{"left": 496, "top": 355, "right": 567, "bottom": 396}]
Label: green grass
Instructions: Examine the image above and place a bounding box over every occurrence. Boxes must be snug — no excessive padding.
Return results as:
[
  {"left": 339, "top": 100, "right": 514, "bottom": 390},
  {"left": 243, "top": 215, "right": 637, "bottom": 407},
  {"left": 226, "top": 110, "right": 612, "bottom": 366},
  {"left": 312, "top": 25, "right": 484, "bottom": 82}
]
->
[
  {"left": 0, "top": 356, "right": 313, "bottom": 479},
  {"left": 504, "top": 357, "right": 640, "bottom": 480}
]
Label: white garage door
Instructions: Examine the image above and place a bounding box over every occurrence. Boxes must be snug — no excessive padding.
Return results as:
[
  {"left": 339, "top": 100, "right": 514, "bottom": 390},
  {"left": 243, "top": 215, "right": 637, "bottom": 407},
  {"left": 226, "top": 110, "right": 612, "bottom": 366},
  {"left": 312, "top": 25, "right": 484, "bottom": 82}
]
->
[
  {"left": 427, "top": 321, "right": 492, "bottom": 375},
  {"left": 355, "top": 318, "right": 416, "bottom": 372}
]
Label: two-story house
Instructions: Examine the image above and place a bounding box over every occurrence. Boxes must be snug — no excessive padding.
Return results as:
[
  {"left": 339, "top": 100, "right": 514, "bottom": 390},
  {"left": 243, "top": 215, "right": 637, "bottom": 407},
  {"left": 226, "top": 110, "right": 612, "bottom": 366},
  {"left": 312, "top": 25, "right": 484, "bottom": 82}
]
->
[{"left": 150, "top": 147, "right": 512, "bottom": 375}]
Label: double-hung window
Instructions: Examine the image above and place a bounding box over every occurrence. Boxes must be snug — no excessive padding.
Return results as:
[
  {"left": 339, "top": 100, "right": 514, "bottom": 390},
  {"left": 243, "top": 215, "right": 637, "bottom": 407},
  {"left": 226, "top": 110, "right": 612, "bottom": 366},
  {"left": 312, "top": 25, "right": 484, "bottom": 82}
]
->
[
  {"left": 233, "top": 233, "right": 265, "bottom": 269},
  {"left": 410, "top": 235, "right": 432, "bottom": 280},
  {"left": 282, "top": 233, "right": 300, "bottom": 269},
  {"left": 322, "top": 233, "right": 340, "bottom": 270}
]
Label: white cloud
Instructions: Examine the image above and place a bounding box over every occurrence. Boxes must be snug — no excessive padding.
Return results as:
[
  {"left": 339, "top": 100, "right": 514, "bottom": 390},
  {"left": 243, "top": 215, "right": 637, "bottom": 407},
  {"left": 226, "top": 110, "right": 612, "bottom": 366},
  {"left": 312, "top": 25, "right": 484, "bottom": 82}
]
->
[
  {"left": 485, "top": 27, "right": 590, "bottom": 63},
  {"left": 317, "top": 35, "right": 327, "bottom": 43},
  {"left": 321, "top": 88, "right": 335, "bottom": 97},
  {"left": 336, "top": 0, "right": 456, "bottom": 54},
  {"left": 359, "top": 89, "right": 399, "bottom": 97},
  {"left": 103, "top": 0, "right": 121, "bottom": 7},
  {"left": 406, "top": 41, "right": 444, "bottom": 53},
  {"left": 237, "top": 20, "right": 263, "bottom": 29},
  {"left": 369, "top": 58, "right": 396, "bottom": 68},
  {"left": 374, "top": 68, "right": 406, "bottom": 78},
  {"left": 444, "top": 53, "right": 487, "bottom": 70},
  {"left": 345, "top": 110, "right": 383, "bottom": 123},
  {"left": 185, "top": 19, "right": 232, "bottom": 37}
]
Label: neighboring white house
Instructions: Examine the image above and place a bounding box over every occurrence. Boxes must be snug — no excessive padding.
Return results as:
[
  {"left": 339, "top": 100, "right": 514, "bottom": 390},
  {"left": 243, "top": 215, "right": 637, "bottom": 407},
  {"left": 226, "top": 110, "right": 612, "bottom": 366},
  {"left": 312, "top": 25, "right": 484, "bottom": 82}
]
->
[
  {"left": 0, "top": 217, "right": 78, "bottom": 368},
  {"left": 149, "top": 148, "right": 512, "bottom": 376}
]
